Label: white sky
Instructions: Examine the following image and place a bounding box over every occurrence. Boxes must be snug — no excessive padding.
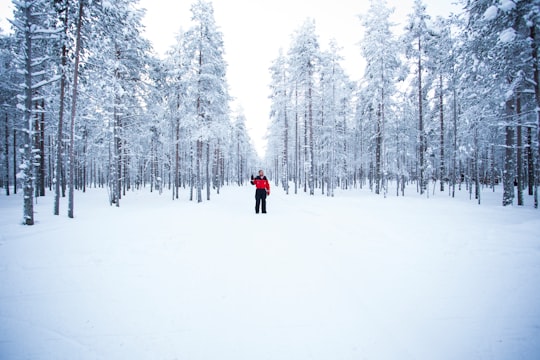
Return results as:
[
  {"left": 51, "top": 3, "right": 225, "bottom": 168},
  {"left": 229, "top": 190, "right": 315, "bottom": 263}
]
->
[{"left": 0, "top": 0, "right": 459, "bottom": 157}]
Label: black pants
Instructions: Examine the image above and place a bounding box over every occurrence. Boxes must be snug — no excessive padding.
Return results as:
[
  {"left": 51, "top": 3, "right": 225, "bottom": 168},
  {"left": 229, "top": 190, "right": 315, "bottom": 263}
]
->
[{"left": 255, "top": 188, "right": 267, "bottom": 213}]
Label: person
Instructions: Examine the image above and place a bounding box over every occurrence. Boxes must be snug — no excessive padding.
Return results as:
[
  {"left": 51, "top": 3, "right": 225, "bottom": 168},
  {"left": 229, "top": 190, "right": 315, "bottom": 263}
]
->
[{"left": 250, "top": 170, "right": 270, "bottom": 214}]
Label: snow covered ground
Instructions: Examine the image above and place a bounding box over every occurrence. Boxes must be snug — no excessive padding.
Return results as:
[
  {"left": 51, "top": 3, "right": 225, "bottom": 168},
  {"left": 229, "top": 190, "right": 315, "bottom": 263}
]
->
[{"left": 1, "top": 184, "right": 539, "bottom": 360}]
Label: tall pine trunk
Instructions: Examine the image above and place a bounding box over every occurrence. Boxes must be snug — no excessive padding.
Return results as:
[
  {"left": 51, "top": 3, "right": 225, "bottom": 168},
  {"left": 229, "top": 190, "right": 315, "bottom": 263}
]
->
[
  {"left": 417, "top": 37, "right": 426, "bottom": 195},
  {"left": 175, "top": 112, "right": 180, "bottom": 199},
  {"left": 375, "top": 103, "right": 383, "bottom": 195},
  {"left": 308, "top": 79, "right": 314, "bottom": 195},
  {"left": 68, "top": 0, "right": 84, "bottom": 218},
  {"left": 282, "top": 87, "right": 289, "bottom": 194},
  {"left": 4, "top": 113, "right": 9, "bottom": 196},
  {"left": 527, "top": 127, "right": 534, "bottom": 196},
  {"left": 531, "top": 25, "right": 539, "bottom": 208},
  {"left": 516, "top": 94, "right": 523, "bottom": 206},
  {"left": 294, "top": 86, "right": 299, "bottom": 194},
  {"left": 502, "top": 97, "right": 515, "bottom": 206},
  {"left": 196, "top": 139, "right": 202, "bottom": 203},
  {"left": 13, "top": 128, "right": 17, "bottom": 194},
  {"left": 39, "top": 99, "right": 45, "bottom": 197},
  {"left": 439, "top": 74, "right": 445, "bottom": 192},
  {"left": 22, "top": 3, "right": 34, "bottom": 225},
  {"left": 206, "top": 142, "right": 210, "bottom": 201}
]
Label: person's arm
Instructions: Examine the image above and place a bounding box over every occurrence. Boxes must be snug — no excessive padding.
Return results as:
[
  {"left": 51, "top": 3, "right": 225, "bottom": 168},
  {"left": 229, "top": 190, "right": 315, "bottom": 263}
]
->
[
  {"left": 250, "top": 174, "right": 255, "bottom": 185},
  {"left": 266, "top": 178, "right": 270, "bottom": 195}
]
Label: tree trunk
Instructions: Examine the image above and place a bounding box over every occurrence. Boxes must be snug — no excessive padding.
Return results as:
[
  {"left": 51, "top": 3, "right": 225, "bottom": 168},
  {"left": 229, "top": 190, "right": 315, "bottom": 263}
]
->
[
  {"left": 516, "top": 94, "right": 523, "bottom": 206},
  {"left": 68, "top": 0, "right": 84, "bottom": 218},
  {"left": 54, "top": 0, "right": 68, "bottom": 216},
  {"left": 439, "top": 74, "right": 445, "bottom": 192},
  {"left": 39, "top": 99, "right": 46, "bottom": 197},
  {"left": 452, "top": 67, "right": 458, "bottom": 198},
  {"left": 206, "top": 141, "right": 210, "bottom": 201},
  {"left": 4, "top": 113, "right": 9, "bottom": 196},
  {"left": 175, "top": 113, "right": 180, "bottom": 199},
  {"left": 418, "top": 37, "right": 425, "bottom": 195},
  {"left": 282, "top": 88, "right": 289, "bottom": 194},
  {"left": 34, "top": 103, "right": 40, "bottom": 198},
  {"left": 308, "top": 80, "right": 314, "bottom": 195},
  {"left": 502, "top": 98, "right": 515, "bottom": 206},
  {"left": 196, "top": 138, "right": 202, "bottom": 203},
  {"left": 530, "top": 25, "right": 539, "bottom": 208},
  {"left": 375, "top": 104, "right": 382, "bottom": 195},
  {"left": 527, "top": 127, "right": 534, "bottom": 195},
  {"left": 22, "top": 3, "right": 34, "bottom": 225},
  {"left": 294, "top": 86, "right": 299, "bottom": 194}
]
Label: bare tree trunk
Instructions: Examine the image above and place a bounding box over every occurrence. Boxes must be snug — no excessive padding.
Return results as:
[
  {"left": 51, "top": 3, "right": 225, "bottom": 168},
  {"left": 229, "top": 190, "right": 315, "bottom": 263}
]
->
[
  {"left": 22, "top": 3, "right": 34, "bottom": 225},
  {"left": 375, "top": 104, "right": 382, "bottom": 195},
  {"left": 308, "top": 81, "right": 314, "bottom": 195},
  {"left": 303, "top": 97, "right": 308, "bottom": 194},
  {"left": 418, "top": 37, "right": 426, "bottom": 195},
  {"left": 39, "top": 99, "right": 45, "bottom": 197},
  {"left": 175, "top": 114, "right": 180, "bottom": 199},
  {"left": 206, "top": 141, "right": 210, "bottom": 201},
  {"left": 516, "top": 94, "right": 523, "bottom": 206},
  {"left": 68, "top": 0, "right": 84, "bottom": 218},
  {"left": 530, "top": 25, "right": 539, "bottom": 208},
  {"left": 439, "top": 74, "right": 445, "bottom": 192},
  {"left": 34, "top": 103, "right": 40, "bottom": 198},
  {"left": 13, "top": 128, "right": 17, "bottom": 194},
  {"left": 502, "top": 98, "right": 515, "bottom": 206},
  {"left": 527, "top": 127, "right": 534, "bottom": 195},
  {"left": 294, "top": 86, "right": 299, "bottom": 194},
  {"left": 474, "top": 125, "right": 480, "bottom": 204},
  {"left": 54, "top": 0, "right": 68, "bottom": 215},
  {"left": 282, "top": 89, "right": 289, "bottom": 194},
  {"left": 4, "top": 113, "right": 9, "bottom": 196},
  {"left": 452, "top": 65, "right": 458, "bottom": 198},
  {"left": 82, "top": 124, "right": 87, "bottom": 192},
  {"left": 196, "top": 139, "right": 202, "bottom": 203}
]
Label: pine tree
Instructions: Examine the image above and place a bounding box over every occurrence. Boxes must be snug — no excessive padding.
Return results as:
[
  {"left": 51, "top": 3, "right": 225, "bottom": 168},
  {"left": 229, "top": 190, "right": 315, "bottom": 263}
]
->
[
  {"left": 184, "top": 0, "right": 230, "bottom": 202},
  {"left": 288, "top": 18, "right": 321, "bottom": 195},
  {"left": 269, "top": 49, "right": 291, "bottom": 193},
  {"left": 359, "top": 0, "right": 401, "bottom": 195},
  {"left": 403, "top": 0, "right": 433, "bottom": 195},
  {"left": 11, "top": 0, "right": 60, "bottom": 224}
]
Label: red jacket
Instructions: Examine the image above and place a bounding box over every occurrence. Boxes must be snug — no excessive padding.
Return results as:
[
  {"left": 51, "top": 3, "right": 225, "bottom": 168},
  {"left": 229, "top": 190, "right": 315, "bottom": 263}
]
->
[{"left": 251, "top": 176, "right": 270, "bottom": 194}]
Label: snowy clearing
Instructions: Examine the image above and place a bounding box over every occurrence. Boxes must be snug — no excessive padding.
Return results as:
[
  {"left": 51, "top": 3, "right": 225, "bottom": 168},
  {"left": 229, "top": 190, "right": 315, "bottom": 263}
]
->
[{"left": 1, "top": 185, "right": 539, "bottom": 360}]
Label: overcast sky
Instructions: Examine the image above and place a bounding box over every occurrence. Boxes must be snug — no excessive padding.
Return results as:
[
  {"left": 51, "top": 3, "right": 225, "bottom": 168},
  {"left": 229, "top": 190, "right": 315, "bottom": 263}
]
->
[{"left": 0, "top": 0, "right": 460, "bottom": 156}]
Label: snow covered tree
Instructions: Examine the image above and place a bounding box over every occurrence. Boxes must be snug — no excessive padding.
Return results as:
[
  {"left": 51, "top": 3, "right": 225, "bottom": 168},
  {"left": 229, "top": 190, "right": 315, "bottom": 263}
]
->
[
  {"left": 162, "top": 29, "right": 190, "bottom": 199},
  {"left": 0, "top": 31, "right": 18, "bottom": 196},
  {"left": 359, "top": 0, "right": 401, "bottom": 195},
  {"left": 318, "top": 40, "right": 354, "bottom": 196},
  {"left": 402, "top": 0, "right": 433, "bottom": 195},
  {"left": 11, "top": 0, "right": 60, "bottom": 224},
  {"left": 83, "top": 0, "right": 150, "bottom": 206},
  {"left": 288, "top": 18, "right": 321, "bottom": 195},
  {"left": 462, "top": 0, "right": 540, "bottom": 206},
  {"left": 184, "top": 0, "right": 230, "bottom": 202},
  {"left": 230, "top": 108, "right": 256, "bottom": 186},
  {"left": 268, "top": 49, "right": 291, "bottom": 193}
]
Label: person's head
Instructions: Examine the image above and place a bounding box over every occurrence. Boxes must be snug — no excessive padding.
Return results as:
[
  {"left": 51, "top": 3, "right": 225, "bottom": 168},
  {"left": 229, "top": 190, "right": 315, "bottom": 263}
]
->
[{"left": 258, "top": 170, "right": 264, "bottom": 177}]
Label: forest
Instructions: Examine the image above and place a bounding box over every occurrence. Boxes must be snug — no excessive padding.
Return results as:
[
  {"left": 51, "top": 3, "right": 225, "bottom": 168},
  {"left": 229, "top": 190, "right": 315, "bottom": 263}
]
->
[{"left": 0, "top": 0, "right": 539, "bottom": 225}]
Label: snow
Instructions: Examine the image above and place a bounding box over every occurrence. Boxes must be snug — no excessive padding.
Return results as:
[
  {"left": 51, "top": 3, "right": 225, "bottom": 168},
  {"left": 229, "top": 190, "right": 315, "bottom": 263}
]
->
[
  {"left": 499, "top": 0, "right": 517, "bottom": 13},
  {"left": 499, "top": 27, "right": 516, "bottom": 43},
  {"left": 1, "top": 185, "right": 539, "bottom": 360},
  {"left": 483, "top": 5, "right": 498, "bottom": 21}
]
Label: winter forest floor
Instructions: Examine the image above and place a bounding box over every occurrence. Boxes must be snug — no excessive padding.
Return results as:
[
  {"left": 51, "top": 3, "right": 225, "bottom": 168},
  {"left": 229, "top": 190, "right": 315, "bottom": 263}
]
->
[{"left": 0, "top": 184, "right": 539, "bottom": 360}]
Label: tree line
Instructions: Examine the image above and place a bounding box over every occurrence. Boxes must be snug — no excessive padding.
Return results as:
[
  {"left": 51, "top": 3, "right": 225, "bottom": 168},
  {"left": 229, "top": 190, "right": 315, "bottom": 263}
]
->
[
  {"left": 265, "top": 0, "right": 540, "bottom": 208},
  {"left": 1, "top": 0, "right": 539, "bottom": 225},
  {"left": 0, "top": 0, "right": 257, "bottom": 225}
]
